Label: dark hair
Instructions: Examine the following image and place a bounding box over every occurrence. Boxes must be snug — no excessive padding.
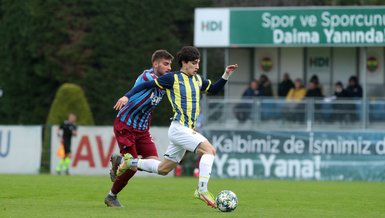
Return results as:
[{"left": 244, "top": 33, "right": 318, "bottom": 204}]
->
[
  {"left": 151, "top": 50, "right": 174, "bottom": 63},
  {"left": 349, "top": 75, "right": 358, "bottom": 84},
  {"left": 176, "top": 46, "right": 200, "bottom": 67},
  {"left": 335, "top": 81, "right": 343, "bottom": 87},
  {"left": 310, "top": 75, "right": 319, "bottom": 85}
]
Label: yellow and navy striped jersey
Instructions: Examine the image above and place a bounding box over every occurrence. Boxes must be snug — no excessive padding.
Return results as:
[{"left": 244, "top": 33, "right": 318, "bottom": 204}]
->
[{"left": 154, "top": 71, "right": 211, "bottom": 129}]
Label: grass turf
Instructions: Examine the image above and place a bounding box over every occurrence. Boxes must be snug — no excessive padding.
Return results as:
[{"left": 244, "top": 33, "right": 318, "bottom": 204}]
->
[{"left": 1, "top": 174, "right": 385, "bottom": 217}]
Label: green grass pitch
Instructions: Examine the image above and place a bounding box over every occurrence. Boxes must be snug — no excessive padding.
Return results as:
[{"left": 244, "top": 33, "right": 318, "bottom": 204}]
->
[{"left": 1, "top": 174, "right": 385, "bottom": 218}]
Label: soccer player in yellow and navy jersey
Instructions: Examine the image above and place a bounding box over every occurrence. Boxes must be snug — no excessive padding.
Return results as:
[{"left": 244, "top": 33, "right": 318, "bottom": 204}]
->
[{"left": 115, "top": 46, "right": 238, "bottom": 208}]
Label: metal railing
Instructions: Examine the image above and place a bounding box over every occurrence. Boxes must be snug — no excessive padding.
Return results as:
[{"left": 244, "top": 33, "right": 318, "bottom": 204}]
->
[{"left": 203, "top": 97, "right": 385, "bottom": 131}]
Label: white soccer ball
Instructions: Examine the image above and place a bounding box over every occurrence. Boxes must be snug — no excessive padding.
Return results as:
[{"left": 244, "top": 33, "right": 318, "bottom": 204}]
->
[{"left": 215, "top": 190, "right": 238, "bottom": 212}]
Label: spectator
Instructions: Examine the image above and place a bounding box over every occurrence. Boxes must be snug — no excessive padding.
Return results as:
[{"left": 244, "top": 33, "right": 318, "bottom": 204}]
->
[
  {"left": 259, "top": 74, "right": 273, "bottom": 96},
  {"left": 285, "top": 79, "right": 306, "bottom": 121},
  {"left": 346, "top": 76, "right": 363, "bottom": 98},
  {"left": 286, "top": 79, "right": 306, "bottom": 102},
  {"left": 346, "top": 76, "right": 363, "bottom": 122},
  {"left": 259, "top": 74, "right": 274, "bottom": 120},
  {"left": 306, "top": 77, "right": 323, "bottom": 120},
  {"left": 332, "top": 81, "right": 351, "bottom": 122},
  {"left": 243, "top": 79, "right": 262, "bottom": 98},
  {"left": 334, "top": 81, "right": 350, "bottom": 98},
  {"left": 306, "top": 81, "right": 323, "bottom": 98},
  {"left": 310, "top": 74, "right": 319, "bottom": 84},
  {"left": 234, "top": 79, "right": 261, "bottom": 122},
  {"left": 278, "top": 72, "right": 294, "bottom": 97}
]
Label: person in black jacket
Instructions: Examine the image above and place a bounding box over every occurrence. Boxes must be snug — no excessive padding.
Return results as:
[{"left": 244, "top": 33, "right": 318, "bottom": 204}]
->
[
  {"left": 333, "top": 82, "right": 351, "bottom": 122},
  {"left": 259, "top": 74, "right": 273, "bottom": 97},
  {"left": 306, "top": 77, "right": 323, "bottom": 121},
  {"left": 346, "top": 76, "right": 363, "bottom": 121},
  {"left": 346, "top": 76, "right": 363, "bottom": 98},
  {"left": 305, "top": 81, "right": 323, "bottom": 98},
  {"left": 278, "top": 72, "right": 294, "bottom": 97}
]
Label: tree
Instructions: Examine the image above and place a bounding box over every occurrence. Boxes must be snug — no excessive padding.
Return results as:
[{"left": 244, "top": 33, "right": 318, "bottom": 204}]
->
[
  {"left": 0, "top": 0, "right": 210, "bottom": 125},
  {"left": 46, "top": 83, "right": 94, "bottom": 125}
]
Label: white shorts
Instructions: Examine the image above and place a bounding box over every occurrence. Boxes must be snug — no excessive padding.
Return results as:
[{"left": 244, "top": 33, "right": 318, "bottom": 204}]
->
[{"left": 164, "top": 121, "right": 207, "bottom": 163}]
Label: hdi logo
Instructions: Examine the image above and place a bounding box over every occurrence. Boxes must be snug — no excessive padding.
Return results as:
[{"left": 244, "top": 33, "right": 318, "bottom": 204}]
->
[
  {"left": 201, "top": 21, "right": 222, "bottom": 31},
  {"left": 0, "top": 130, "right": 11, "bottom": 157},
  {"left": 309, "top": 57, "right": 329, "bottom": 68}
]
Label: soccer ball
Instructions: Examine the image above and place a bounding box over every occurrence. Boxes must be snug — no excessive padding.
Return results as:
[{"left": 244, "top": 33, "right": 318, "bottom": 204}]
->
[{"left": 215, "top": 190, "right": 238, "bottom": 212}]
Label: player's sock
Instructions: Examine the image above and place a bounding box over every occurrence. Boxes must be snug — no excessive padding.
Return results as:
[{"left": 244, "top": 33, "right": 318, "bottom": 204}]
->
[
  {"left": 108, "top": 190, "right": 116, "bottom": 197},
  {"left": 111, "top": 169, "right": 136, "bottom": 194},
  {"left": 63, "top": 157, "right": 71, "bottom": 170},
  {"left": 55, "top": 159, "right": 64, "bottom": 172},
  {"left": 137, "top": 159, "right": 160, "bottom": 174},
  {"left": 198, "top": 154, "right": 214, "bottom": 192},
  {"left": 128, "top": 158, "right": 138, "bottom": 167}
]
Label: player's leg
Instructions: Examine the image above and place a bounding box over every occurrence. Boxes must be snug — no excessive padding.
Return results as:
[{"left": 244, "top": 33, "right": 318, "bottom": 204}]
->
[
  {"left": 55, "top": 157, "right": 64, "bottom": 174},
  {"left": 110, "top": 146, "right": 138, "bottom": 195},
  {"left": 118, "top": 144, "right": 179, "bottom": 176},
  {"left": 123, "top": 157, "right": 177, "bottom": 175},
  {"left": 135, "top": 130, "right": 178, "bottom": 175},
  {"left": 168, "top": 122, "right": 216, "bottom": 190},
  {"left": 109, "top": 154, "right": 122, "bottom": 182},
  {"left": 106, "top": 148, "right": 138, "bottom": 207},
  {"left": 62, "top": 143, "right": 72, "bottom": 175},
  {"left": 193, "top": 140, "right": 217, "bottom": 207},
  {"left": 117, "top": 128, "right": 183, "bottom": 176},
  {"left": 195, "top": 140, "right": 216, "bottom": 191},
  {"left": 168, "top": 121, "right": 216, "bottom": 207},
  {"left": 105, "top": 120, "right": 137, "bottom": 207}
]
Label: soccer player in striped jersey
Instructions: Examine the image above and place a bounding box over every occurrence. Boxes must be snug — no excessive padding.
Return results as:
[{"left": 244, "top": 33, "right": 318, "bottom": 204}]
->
[
  {"left": 104, "top": 50, "right": 174, "bottom": 207},
  {"left": 115, "top": 46, "right": 238, "bottom": 208}
]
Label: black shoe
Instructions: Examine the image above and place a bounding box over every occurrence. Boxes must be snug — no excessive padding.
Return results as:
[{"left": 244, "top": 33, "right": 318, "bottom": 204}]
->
[
  {"left": 104, "top": 195, "right": 123, "bottom": 207},
  {"left": 109, "top": 154, "right": 122, "bottom": 182}
]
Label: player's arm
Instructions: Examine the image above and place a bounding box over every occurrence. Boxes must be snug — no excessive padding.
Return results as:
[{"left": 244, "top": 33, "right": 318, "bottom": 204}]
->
[
  {"left": 57, "top": 124, "right": 63, "bottom": 138},
  {"left": 72, "top": 125, "right": 77, "bottom": 137},
  {"left": 113, "top": 81, "right": 157, "bottom": 110},
  {"left": 113, "top": 73, "right": 174, "bottom": 110},
  {"left": 202, "top": 64, "right": 238, "bottom": 94}
]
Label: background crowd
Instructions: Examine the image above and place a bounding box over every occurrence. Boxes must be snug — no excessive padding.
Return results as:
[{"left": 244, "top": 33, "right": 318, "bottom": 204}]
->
[{"left": 235, "top": 73, "right": 364, "bottom": 123}]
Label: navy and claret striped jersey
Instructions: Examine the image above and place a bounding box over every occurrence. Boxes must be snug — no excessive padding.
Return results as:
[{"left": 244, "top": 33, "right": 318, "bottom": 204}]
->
[
  {"left": 154, "top": 71, "right": 212, "bottom": 129},
  {"left": 117, "top": 68, "right": 165, "bottom": 130}
]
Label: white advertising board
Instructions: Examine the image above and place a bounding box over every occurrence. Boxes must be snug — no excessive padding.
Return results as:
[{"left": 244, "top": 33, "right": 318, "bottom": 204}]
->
[
  {"left": 0, "top": 126, "right": 42, "bottom": 174},
  {"left": 194, "top": 8, "right": 230, "bottom": 47},
  {"left": 50, "top": 126, "right": 170, "bottom": 176}
]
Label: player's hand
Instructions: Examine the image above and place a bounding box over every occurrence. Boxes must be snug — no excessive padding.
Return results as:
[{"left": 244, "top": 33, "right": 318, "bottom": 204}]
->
[
  {"left": 223, "top": 64, "right": 238, "bottom": 78},
  {"left": 113, "top": 96, "right": 128, "bottom": 110}
]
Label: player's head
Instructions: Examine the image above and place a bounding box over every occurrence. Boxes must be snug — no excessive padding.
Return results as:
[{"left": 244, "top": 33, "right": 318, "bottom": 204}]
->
[
  {"left": 68, "top": 113, "right": 77, "bottom": 123},
  {"left": 177, "top": 46, "right": 200, "bottom": 76},
  {"left": 152, "top": 50, "right": 173, "bottom": 76}
]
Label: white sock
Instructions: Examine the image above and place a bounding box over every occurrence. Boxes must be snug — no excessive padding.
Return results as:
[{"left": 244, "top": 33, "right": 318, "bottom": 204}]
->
[
  {"left": 198, "top": 154, "right": 215, "bottom": 192},
  {"left": 137, "top": 159, "right": 160, "bottom": 174},
  {"left": 109, "top": 191, "right": 116, "bottom": 197}
]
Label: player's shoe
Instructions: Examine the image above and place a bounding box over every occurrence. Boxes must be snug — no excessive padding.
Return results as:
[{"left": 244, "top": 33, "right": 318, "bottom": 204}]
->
[
  {"left": 109, "top": 154, "right": 122, "bottom": 182},
  {"left": 194, "top": 189, "right": 217, "bottom": 208},
  {"left": 104, "top": 195, "right": 123, "bottom": 208},
  {"left": 116, "top": 153, "right": 135, "bottom": 177},
  {"left": 64, "top": 169, "right": 70, "bottom": 176}
]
